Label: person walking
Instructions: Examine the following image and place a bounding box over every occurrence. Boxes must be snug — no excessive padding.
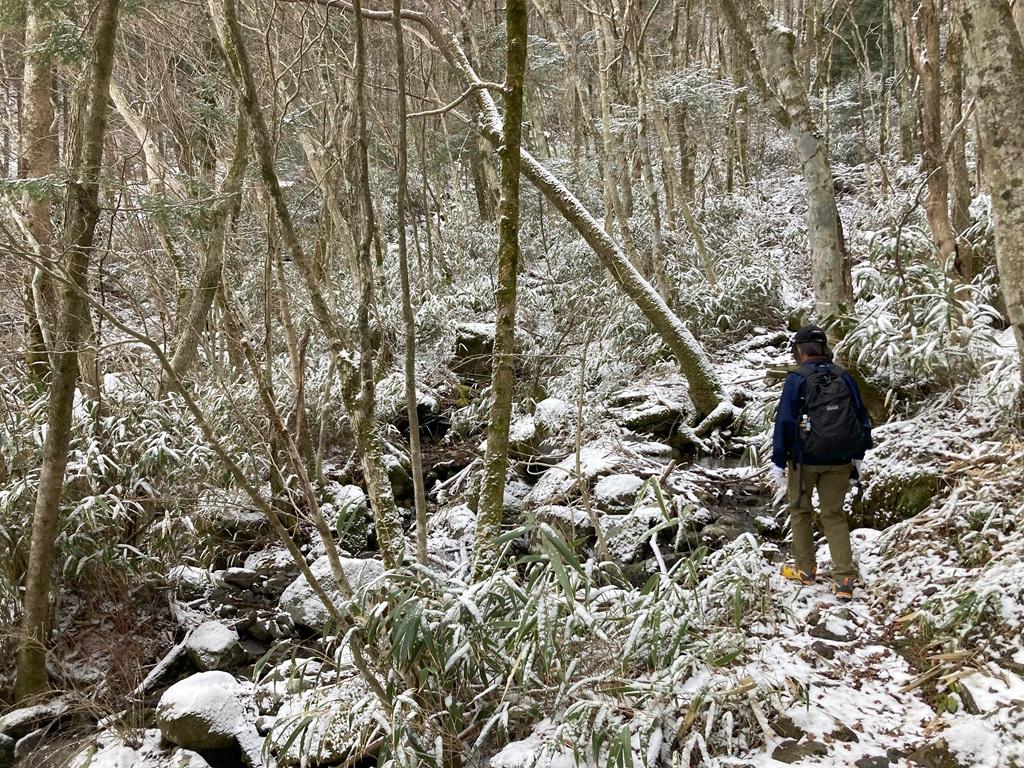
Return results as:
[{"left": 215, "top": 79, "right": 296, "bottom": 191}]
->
[{"left": 770, "top": 325, "right": 872, "bottom": 601}]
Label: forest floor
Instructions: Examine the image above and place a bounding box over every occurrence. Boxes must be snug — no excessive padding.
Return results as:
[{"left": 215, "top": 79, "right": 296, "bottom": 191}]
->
[{"left": 5, "top": 326, "right": 1024, "bottom": 768}]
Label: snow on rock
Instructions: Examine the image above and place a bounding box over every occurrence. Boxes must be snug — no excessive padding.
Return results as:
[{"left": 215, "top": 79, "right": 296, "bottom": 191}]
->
[
  {"left": 166, "top": 565, "right": 212, "bottom": 602},
  {"left": 606, "top": 380, "right": 693, "bottom": 436},
  {"left": 942, "top": 719, "right": 1002, "bottom": 768},
  {"left": 269, "top": 674, "right": 376, "bottom": 766},
  {"left": 489, "top": 721, "right": 576, "bottom": 768},
  {"left": 599, "top": 505, "right": 665, "bottom": 564},
  {"left": 70, "top": 729, "right": 213, "bottom": 768},
  {"left": 427, "top": 503, "right": 477, "bottom": 568},
  {"left": 256, "top": 658, "right": 325, "bottom": 710},
  {"left": 593, "top": 473, "right": 648, "bottom": 510},
  {"left": 195, "top": 488, "right": 267, "bottom": 539},
  {"left": 0, "top": 696, "right": 72, "bottom": 740},
  {"left": 185, "top": 621, "right": 245, "bottom": 672},
  {"left": 524, "top": 442, "right": 621, "bottom": 508},
  {"left": 278, "top": 556, "right": 384, "bottom": 629},
  {"left": 155, "top": 672, "right": 256, "bottom": 753},
  {"left": 533, "top": 397, "right": 572, "bottom": 432}
]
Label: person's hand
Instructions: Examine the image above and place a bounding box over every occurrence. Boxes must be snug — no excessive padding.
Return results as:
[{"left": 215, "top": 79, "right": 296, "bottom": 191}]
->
[
  {"left": 851, "top": 459, "right": 864, "bottom": 481},
  {"left": 770, "top": 464, "right": 786, "bottom": 491}
]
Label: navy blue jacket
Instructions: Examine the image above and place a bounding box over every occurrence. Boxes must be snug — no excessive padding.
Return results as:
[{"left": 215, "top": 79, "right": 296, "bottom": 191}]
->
[{"left": 771, "top": 358, "right": 872, "bottom": 467}]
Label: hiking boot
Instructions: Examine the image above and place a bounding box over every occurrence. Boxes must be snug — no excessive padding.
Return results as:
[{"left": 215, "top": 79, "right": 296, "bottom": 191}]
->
[
  {"left": 780, "top": 563, "right": 816, "bottom": 586},
  {"left": 832, "top": 577, "right": 854, "bottom": 602}
]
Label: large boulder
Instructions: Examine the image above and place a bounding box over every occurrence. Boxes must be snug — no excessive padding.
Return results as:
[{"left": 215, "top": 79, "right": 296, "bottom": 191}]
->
[
  {"left": 278, "top": 556, "right": 384, "bottom": 630},
  {"left": 593, "top": 474, "right": 648, "bottom": 511},
  {"left": 856, "top": 467, "right": 942, "bottom": 527},
  {"left": 0, "top": 697, "right": 72, "bottom": 741},
  {"left": 70, "top": 730, "right": 212, "bottom": 768},
  {"left": 195, "top": 489, "right": 268, "bottom": 545},
  {"left": 452, "top": 322, "right": 496, "bottom": 381},
  {"left": 269, "top": 674, "right": 376, "bottom": 767},
  {"left": 524, "top": 443, "right": 620, "bottom": 508},
  {"left": 185, "top": 621, "right": 245, "bottom": 672},
  {"left": 607, "top": 382, "right": 693, "bottom": 437},
  {"left": 155, "top": 672, "right": 253, "bottom": 751}
]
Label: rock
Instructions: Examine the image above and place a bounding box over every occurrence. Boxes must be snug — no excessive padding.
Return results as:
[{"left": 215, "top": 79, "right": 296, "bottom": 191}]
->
[
  {"left": 855, "top": 757, "right": 891, "bottom": 768},
  {"left": 754, "top": 514, "right": 780, "bottom": 535},
  {"left": 257, "top": 658, "right": 324, "bottom": 709},
  {"left": 904, "top": 739, "right": 966, "bottom": 768},
  {"left": 593, "top": 474, "right": 647, "bottom": 510},
  {"left": 322, "top": 483, "right": 370, "bottom": 551},
  {"left": 808, "top": 615, "right": 856, "bottom": 643},
  {"left": 278, "top": 556, "right": 384, "bottom": 630},
  {"left": 222, "top": 567, "right": 260, "bottom": 589},
  {"left": 771, "top": 715, "right": 806, "bottom": 741},
  {"left": 607, "top": 383, "right": 693, "bottom": 437},
  {"left": 856, "top": 468, "right": 942, "bottom": 527},
  {"left": 69, "top": 729, "right": 214, "bottom": 768},
  {"left": 524, "top": 442, "right": 620, "bottom": 508},
  {"left": 811, "top": 640, "right": 837, "bottom": 660},
  {"left": 270, "top": 676, "right": 376, "bottom": 766},
  {"left": 186, "top": 621, "right": 245, "bottom": 671},
  {"left": 452, "top": 322, "right": 495, "bottom": 380},
  {"left": 508, "top": 415, "right": 540, "bottom": 460},
  {"left": 0, "top": 697, "right": 72, "bottom": 740},
  {"left": 534, "top": 397, "right": 571, "bottom": 431},
  {"left": 156, "top": 671, "right": 253, "bottom": 751},
  {"left": 534, "top": 505, "right": 594, "bottom": 546},
  {"left": 0, "top": 734, "right": 13, "bottom": 768},
  {"left": 385, "top": 455, "right": 413, "bottom": 504},
  {"left": 427, "top": 504, "right": 477, "bottom": 566},
  {"left": 503, "top": 475, "right": 532, "bottom": 518},
  {"left": 14, "top": 729, "right": 45, "bottom": 760},
  {"left": 255, "top": 716, "right": 276, "bottom": 737},
  {"left": 771, "top": 740, "right": 829, "bottom": 763},
  {"left": 700, "top": 514, "right": 755, "bottom": 545},
  {"left": 167, "top": 565, "right": 212, "bottom": 602},
  {"left": 833, "top": 722, "right": 860, "bottom": 742},
  {"left": 196, "top": 489, "right": 269, "bottom": 543},
  {"left": 600, "top": 506, "right": 666, "bottom": 564}
]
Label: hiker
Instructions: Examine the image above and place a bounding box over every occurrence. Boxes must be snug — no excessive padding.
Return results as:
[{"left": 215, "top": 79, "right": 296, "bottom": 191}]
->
[{"left": 769, "top": 325, "right": 872, "bottom": 601}]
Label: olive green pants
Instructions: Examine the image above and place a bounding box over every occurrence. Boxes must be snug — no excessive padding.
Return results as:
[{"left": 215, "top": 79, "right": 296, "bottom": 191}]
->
[{"left": 787, "top": 462, "right": 855, "bottom": 579}]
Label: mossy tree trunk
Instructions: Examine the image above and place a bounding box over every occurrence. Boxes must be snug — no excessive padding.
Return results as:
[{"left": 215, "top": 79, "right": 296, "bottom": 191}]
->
[
  {"left": 16, "top": 0, "right": 121, "bottom": 701},
  {"left": 473, "top": 0, "right": 527, "bottom": 579}
]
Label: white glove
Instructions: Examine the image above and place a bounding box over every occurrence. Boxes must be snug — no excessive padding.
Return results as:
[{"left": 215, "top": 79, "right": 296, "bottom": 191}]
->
[
  {"left": 852, "top": 459, "right": 864, "bottom": 474},
  {"left": 769, "top": 464, "right": 786, "bottom": 491}
]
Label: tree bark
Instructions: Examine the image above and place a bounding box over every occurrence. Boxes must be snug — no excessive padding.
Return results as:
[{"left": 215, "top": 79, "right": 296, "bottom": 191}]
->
[
  {"left": 959, "top": 0, "right": 1024, "bottom": 404},
  {"left": 473, "top": 0, "right": 527, "bottom": 579},
  {"left": 393, "top": 0, "right": 429, "bottom": 566},
  {"left": 722, "top": 0, "right": 853, "bottom": 319},
  {"left": 943, "top": 20, "right": 973, "bottom": 257},
  {"left": 20, "top": 0, "right": 59, "bottom": 378},
  {"left": 16, "top": 0, "right": 121, "bottom": 701}
]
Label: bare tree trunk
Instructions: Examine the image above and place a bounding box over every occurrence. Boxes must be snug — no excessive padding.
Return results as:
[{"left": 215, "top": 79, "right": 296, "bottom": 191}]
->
[
  {"left": 16, "top": 0, "right": 121, "bottom": 701},
  {"left": 943, "top": 19, "right": 973, "bottom": 268},
  {"left": 164, "top": 107, "right": 248, "bottom": 387},
  {"left": 473, "top": 0, "right": 527, "bottom": 578},
  {"left": 900, "top": 0, "right": 963, "bottom": 278},
  {"left": 722, "top": 0, "right": 853, "bottom": 319},
  {"left": 393, "top": 0, "right": 429, "bottom": 566},
  {"left": 20, "top": 1, "right": 59, "bottom": 379},
  {"left": 960, "top": 0, "right": 1024, "bottom": 407},
  {"left": 213, "top": 0, "right": 405, "bottom": 567},
  {"left": 891, "top": 1, "right": 917, "bottom": 161}
]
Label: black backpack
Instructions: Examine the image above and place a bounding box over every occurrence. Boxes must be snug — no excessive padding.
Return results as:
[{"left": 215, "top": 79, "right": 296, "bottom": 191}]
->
[{"left": 794, "top": 363, "right": 869, "bottom": 463}]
